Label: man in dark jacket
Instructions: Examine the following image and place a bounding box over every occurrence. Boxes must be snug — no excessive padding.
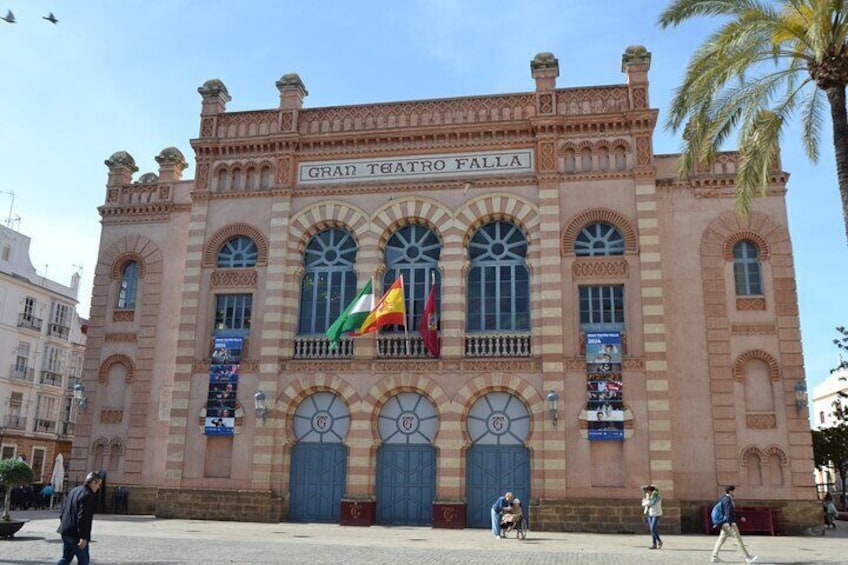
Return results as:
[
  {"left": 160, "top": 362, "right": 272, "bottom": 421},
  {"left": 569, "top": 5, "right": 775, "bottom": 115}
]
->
[
  {"left": 711, "top": 485, "right": 758, "bottom": 564},
  {"left": 57, "top": 471, "right": 102, "bottom": 565}
]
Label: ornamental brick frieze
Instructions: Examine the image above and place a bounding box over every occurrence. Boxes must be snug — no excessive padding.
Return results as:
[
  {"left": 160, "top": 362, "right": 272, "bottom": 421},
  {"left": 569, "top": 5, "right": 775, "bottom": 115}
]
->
[
  {"left": 104, "top": 332, "right": 138, "bottom": 343},
  {"left": 460, "top": 358, "right": 540, "bottom": 372},
  {"left": 746, "top": 413, "right": 777, "bottom": 429},
  {"left": 293, "top": 175, "right": 537, "bottom": 197},
  {"left": 103, "top": 184, "right": 172, "bottom": 206},
  {"left": 538, "top": 141, "right": 556, "bottom": 171},
  {"left": 297, "top": 94, "right": 536, "bottom": 135},
  {"left": 736, "top": 297, "right": 766, "bottom": 311},
  {"left": 216, "top": 110, "right": 280, "bottom": 137},
  {"left": 572, "top": 258, "right": 628, "bottom": 278},
  {"left": 730, "top": 323, "right": 776, "bottom": 335},
  {"left": 538, "top": 93, "right": 554, "bottom": 114},
  {"left": 194, "top": 360, "right": 258, "bottom": 373},
  {"left": 635, "top": 137, "right": 651, "bottom": 165},
  {"left": 100, "top": 410, "right": 124, "bottom": 424},
  {"left": 211, "top": 269, "right": 258, "bottom": 288},
  {"left": 113, "top": 310, "right": 135, "bottom": 322},
  {"left": 201, "top": 117, "right": 215, "bottom": 137},
  {"left": 565, "top": 356, "right": 642, "bottom": 371},
  {"left": 555, "top": 87, "right": 629, "bottom": 115},
  {"left": 99, "top": 202, "right": 189, "bottom": 221}
]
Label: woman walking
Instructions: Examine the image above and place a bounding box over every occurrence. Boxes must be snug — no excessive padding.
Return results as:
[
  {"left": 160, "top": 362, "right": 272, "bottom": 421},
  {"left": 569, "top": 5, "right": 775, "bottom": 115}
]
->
[{"left": 641, "top": 484, "right": 663, "bottom": 549}]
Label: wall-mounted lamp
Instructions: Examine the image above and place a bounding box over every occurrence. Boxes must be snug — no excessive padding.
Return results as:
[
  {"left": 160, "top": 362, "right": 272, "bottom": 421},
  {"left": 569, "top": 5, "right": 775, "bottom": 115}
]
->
[
  {"left": 254, "top": 390, "right": 267, "bottom": 423},
  {"left": 73, "top": 383, "right": 87, "bottom": 411},
  {"left": 794, "top": 380, "right": 808, "bottom": 413},
  {"left": 546, "top": 390, "right": 559, "bottom": 427}
]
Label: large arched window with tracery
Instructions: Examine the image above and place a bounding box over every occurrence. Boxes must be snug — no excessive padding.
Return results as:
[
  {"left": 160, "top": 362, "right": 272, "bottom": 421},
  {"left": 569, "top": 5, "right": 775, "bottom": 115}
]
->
[
  {"left": 574, "top": 222, "right": 625, "bottom": 256},
  {"left": 298, "top": 228, "right": 358, "bottom": 334},
  {"left": 217, "top": 236, "right": 259, "bottom": 268},
  {"left": 466, "top": 221, "right": 530, "bottom": 332},
  {"left": 381, "top": 225, "right": 441, "bottom": 332},
  {"left": 733, "top": 240, "right": 762, "bottom": 295}
]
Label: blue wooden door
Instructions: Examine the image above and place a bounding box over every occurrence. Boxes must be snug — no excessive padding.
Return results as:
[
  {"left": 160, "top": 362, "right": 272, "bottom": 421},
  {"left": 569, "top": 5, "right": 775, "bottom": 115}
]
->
[
  {"left": 289, "top": 442, "right": 347, "bottom": 522},
  {"left": 466, "top": 444, "right": 530, "bottom": 527},
  {"left": 376, "top": 444, "right": 436, "bottom": 525}
]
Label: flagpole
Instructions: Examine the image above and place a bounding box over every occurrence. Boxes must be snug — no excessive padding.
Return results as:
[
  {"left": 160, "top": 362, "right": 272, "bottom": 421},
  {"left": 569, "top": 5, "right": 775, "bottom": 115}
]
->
[{"left": 399, "top": 270, "right": 410, "bottom": 357}]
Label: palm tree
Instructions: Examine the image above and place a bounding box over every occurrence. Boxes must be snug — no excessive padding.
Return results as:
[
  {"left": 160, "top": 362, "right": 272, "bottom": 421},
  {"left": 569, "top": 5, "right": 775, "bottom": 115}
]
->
[{"left": 658, "top": 0, "right": 848, "bottom": 245}]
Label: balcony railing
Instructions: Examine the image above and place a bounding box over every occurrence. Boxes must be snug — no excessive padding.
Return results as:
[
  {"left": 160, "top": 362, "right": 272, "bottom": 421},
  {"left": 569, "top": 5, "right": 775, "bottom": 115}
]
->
[
  {"left": 4, "top": 415, "right": 27, "bottom": 430},
  {"left": 40, "top": 370, "right": 63, "bottom": 387},
  {"left": 59, "top": 421, "right": 76, "bottom": 436},
  {"left": 34, "top": 418, "right": 57, "bottom": 433},
  {"left": 465, "top": 333, "right": 532, "bottom": 357},
  {"left": 376, "top": 335, "right": 435, "bottom": 359},
  {"left": 17, "top": 313, "right": 43, "bottom": 331},
  {"left": 9, "top": 365, "right": 34, "bottom": 382},
  {"left": 48, "top": 322, "right": 70, "bottom": 339},
  {"left": 292, "top": 337, "right": 353, "bottom": 360}
]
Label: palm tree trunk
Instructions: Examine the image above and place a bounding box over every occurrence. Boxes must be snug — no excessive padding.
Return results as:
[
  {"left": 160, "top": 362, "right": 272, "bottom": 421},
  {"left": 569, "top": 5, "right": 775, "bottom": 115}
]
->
[{"left": 825, "top": 86, "right": 848, "bottom": 247}]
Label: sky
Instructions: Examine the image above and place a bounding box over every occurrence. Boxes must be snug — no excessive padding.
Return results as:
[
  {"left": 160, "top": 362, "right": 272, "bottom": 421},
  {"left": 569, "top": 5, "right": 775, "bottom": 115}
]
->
[{"left": 1, "top": 0, "right": 846, "bottom": 394}]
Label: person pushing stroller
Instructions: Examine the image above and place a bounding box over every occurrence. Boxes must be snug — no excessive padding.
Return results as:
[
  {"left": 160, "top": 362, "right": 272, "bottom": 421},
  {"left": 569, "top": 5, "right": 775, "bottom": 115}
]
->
[{"left": 499, "top": 497, "right": 526, "bottom": 539}]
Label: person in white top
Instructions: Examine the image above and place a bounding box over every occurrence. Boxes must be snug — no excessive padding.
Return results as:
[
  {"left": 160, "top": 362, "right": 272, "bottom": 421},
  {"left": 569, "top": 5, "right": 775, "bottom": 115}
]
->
[{"left": 641, "top": 484, "right": 663, "bottom": 549}]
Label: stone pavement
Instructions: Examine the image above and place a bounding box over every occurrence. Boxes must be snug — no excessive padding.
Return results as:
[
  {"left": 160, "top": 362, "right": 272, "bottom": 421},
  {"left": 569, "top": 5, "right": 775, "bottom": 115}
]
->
[{"left": 1, "top": 510, "right": 846, "bottom": 565}]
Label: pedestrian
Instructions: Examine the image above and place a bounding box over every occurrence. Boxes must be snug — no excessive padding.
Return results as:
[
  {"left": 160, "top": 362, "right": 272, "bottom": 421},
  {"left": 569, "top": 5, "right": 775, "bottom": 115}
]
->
[
  {"left": 490, "top": 491, "right": 514, "bottom": 539},
  {"left": 823, "top": 493, "right": 839, "bottom": 529},
  {"left": 640, "top": 484, "right": 663, "bottom": 549},
  {"left": 57, "top": 471, "right": 103, "bottom": 565},
  {"left": 711, "top": 485, "right": 758, "bottom": 564}
]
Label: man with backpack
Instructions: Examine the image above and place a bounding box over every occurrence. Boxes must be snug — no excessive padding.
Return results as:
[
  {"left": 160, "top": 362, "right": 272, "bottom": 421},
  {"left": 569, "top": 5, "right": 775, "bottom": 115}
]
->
[{"left": 710, "top": 486, "right": 758, "bottom": 564}]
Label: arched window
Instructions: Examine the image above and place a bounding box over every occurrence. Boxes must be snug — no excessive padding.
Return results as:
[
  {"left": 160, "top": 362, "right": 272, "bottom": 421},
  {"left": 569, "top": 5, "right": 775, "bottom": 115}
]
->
[
  {"left": 564, "top": 150, "right": 576, "bottom": 174},
  {"left": 614, "top": 147, "right": 627, "bottom": 170},
  {"left": 733, "top": 240, "right": 762, "bottom": 295},
  {"left": 298, "top": 228, "right": 358, "bottom": 334},
  {"left": 581, "top": 148, "right": 593, "bottom": 172},
  {"left": 467, "top": 221, "right": 530, "bottom": 332},
  {"left": 217, "top": 169, "right": 230, "bottom": 191},
  {"left": 231, "top": 168, "right": 242, "bottom": 191},
  {"left": 382, "top": 225, "right": 441, "bottom": 331},
  {"left": 245, "top": 168, "right": 256, "bottom": 191},
  {"left": 260, "top": 167, "right": 273, "bottom": 189},
  {"left": 117, "top": 261, "right": 138, "bottom": 309},
  {"left": 574, "top": 222, "right": 625, "bottom": 256},
  {"left": 598, "top": 148, "right": 610, "bottom": 171},
  {"left": 217, "top": 236, "right": 259, "bottom": 268}
]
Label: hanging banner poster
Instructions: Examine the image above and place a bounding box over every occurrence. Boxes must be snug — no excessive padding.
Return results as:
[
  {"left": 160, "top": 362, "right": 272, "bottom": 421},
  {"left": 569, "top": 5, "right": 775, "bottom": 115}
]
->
[
  {"left": 585, "top": 331, "right": 622, "bottom": 374},
  {"left": 205, "top": 337, "right": 243, "bottom": 436}
]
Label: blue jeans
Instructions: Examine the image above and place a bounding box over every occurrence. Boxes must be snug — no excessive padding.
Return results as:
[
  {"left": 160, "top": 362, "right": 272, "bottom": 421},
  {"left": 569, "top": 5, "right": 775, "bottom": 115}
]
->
[
  {"left": 57, "top": 535, "right": 89, "bottom": 565},
  {"left": 491, "top": 508, "right": 501, "bottom": 537},
  {"left": 648, "top": 515, "right": 661, "bottom": 546}
]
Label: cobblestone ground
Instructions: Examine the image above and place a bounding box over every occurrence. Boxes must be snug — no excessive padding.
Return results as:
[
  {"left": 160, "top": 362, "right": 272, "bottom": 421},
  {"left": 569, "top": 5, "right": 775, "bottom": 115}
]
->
[{"left": 1, "top": 510, "right": 846, "bottom": 565}]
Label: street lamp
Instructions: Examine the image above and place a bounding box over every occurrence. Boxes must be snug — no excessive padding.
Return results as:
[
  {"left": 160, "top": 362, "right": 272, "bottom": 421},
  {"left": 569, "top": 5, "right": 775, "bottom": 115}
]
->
[
  {"left": 254, "top": 390, "right": 267, "bottom": 424},
  {"left": 0, "top": 424, "right": 4, "bottom": 459},
  {"left": 73, "top": 383, "right": 87, "bottom": 411},
  {"left": 546, "top": 390, "right": 559, "bottom": 427},
  {"left": 794, "top": 381, "right": 808, "bottom": 413}
]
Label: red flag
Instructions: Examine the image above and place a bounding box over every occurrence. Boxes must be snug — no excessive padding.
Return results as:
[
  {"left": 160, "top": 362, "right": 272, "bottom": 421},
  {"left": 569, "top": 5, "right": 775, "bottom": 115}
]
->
[{"left": 419, "top": 281, "right": 439, "bottom": 357}]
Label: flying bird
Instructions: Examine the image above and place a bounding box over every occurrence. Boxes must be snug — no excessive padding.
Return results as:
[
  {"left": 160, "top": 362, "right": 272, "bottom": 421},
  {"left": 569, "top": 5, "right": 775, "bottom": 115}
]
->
[
  {"left": 43, "top": 12, "right": 58, "bottom": 24},
  {"left": 0, "top": 10, "right": 15, "bottom": 23}
]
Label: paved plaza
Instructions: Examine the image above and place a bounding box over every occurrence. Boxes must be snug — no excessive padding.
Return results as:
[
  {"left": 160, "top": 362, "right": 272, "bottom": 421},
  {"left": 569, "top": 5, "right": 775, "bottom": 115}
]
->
[{"left": 0, "top": 510, "right": 846, "bottom": 565}]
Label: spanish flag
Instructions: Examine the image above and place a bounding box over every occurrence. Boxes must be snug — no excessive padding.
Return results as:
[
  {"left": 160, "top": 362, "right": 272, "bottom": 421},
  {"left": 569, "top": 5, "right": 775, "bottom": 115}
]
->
[{"left": 359, "top": 275, "right": 406, "bottom": 334}]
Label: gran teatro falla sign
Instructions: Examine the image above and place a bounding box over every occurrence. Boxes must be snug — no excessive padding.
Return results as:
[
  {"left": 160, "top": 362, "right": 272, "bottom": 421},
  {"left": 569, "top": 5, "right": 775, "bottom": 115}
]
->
[{"left": 297, "top": 149, "right": 534, "bottom": 185}]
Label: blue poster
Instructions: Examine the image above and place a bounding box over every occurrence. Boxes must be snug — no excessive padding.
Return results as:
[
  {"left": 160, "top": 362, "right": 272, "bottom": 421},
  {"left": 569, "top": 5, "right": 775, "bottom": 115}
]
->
[
  {"left": 586, "top": 332, "right": 624, "bottom": 441},
  {"left": 205, "top": 338, "right": 243, "bottom": 436},
  {"left": 585, "top": 332, "right": 622, "bottom": 374}
]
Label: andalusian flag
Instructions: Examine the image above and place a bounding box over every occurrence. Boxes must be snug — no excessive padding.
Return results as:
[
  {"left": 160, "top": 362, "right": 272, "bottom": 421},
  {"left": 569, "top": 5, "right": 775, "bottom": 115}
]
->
[
  {"left": 325, "top": 279, "right": 374, "bottom": 348},
  {"left": 359, "top": 275, "right": 406, "bottom": 334}
]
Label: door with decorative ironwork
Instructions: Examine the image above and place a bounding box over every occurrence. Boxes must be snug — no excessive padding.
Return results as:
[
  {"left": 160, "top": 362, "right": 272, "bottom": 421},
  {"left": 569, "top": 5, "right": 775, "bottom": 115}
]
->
[
  {"left": 288, "top": 392, "right": 350, "bottom": 522},
  {"left": 465, "top": 392, "right": 531, "bottom": 527}
]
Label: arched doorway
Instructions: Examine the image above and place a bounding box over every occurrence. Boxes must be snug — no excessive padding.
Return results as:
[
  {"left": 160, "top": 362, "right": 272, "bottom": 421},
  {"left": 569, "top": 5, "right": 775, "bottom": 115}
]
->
[
  {"left": 465, "top": 392, "right": 531, "bottom": 527},
  {"left": 289, "top": 392, "right": 350, "bottom": 522},
  {"left": 375, "top": 392, "right": 438, "bottom": 525}
]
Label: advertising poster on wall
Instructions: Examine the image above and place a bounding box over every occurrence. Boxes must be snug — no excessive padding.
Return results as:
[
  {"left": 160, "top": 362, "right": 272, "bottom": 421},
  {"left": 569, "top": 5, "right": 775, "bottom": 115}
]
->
[
  {"left": 585, "top": 331, "right": 624, "bottom": 441},
  {"left": 205, "top": 337, "right": 243, "bottom": 436}
]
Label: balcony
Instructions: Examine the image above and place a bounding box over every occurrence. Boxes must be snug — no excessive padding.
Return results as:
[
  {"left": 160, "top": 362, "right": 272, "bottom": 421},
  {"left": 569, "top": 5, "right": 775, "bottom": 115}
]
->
[
  {"left": 34, "top": 418, "right": 57, "bottom": 433},
  {"left": 48, "top": 322, "right": 70, "bottom": 339},
  {"left": 4, "top": 415, "right": 27, "bottom": 430},
  {"left": 40, "top": 370, "right": 63, "bottom": 387},
  {"left": 376, "top": 335, "right": 435, "bottom": 359},
  {"left": 9, "top": 365, "right": 34, "bottom": 382},
  {"left": 59, "top": 421, "right": 76, "bottom": 436},
  {"left": 17, "top": 313, "right": 43, "bottom": 331},
  {"left": 465, "top": 333, "right": 532, "bottom": 357},
  {"left": 293, "top": 337, "right": 353, "bottom": 360}
]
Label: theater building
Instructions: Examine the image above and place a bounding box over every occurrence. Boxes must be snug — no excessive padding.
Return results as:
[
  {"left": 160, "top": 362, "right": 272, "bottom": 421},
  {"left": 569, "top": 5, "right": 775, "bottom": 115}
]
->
[{"left": 71, "top": 47, "right": 818, "bottom": 533}]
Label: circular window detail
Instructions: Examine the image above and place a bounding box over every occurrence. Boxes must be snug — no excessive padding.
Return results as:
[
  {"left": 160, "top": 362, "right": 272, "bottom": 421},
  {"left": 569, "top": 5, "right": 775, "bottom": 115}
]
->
[
  {"left": 378, "top": 392, "right": 438, "bottom": 445},
  {"left": 467, "top": 392, "right": 530, "bottom": 445},
  {"left": 293, "top": 392, "right": 350, "bottom": 443}
]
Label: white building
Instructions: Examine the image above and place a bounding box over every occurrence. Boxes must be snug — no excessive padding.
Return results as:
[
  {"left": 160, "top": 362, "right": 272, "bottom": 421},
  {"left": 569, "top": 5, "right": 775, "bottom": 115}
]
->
[
  {"left": 0, "top": 224, "right": 86, "bottom": 486},
  {"left": 811, "top": 365, "right": 848, "bottom": 495}
]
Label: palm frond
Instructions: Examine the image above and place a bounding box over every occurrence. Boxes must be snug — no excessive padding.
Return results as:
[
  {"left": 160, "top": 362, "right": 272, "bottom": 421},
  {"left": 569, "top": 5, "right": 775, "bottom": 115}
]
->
[{"left": 799, "top": 79, "right": 826, "bottom": 161}]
